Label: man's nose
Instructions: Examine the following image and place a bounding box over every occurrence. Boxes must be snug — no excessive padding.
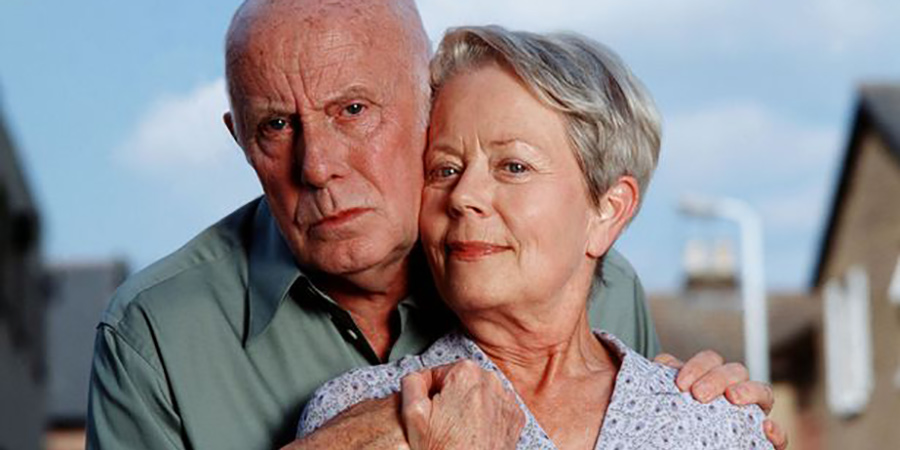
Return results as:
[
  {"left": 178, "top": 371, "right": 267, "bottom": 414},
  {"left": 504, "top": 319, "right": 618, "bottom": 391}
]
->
[
  {"left": 296, "top": 124, "right": 349, "bottom": 188},
  {"left": 447, "top": 167, "right": 491, "bottom": 218}
]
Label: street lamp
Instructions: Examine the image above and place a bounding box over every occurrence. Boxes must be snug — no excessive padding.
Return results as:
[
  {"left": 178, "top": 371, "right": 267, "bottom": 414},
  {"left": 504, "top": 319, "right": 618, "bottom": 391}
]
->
[{"left": 679, "top": 195, "right": 770, "bottom": 383}]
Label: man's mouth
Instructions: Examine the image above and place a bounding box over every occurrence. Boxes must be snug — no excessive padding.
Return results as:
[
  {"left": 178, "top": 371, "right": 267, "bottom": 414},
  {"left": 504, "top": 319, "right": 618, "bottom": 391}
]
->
[
  {"left": 310, "top": 208, "right": 372, "bottom": 231},
  {"left": 445, "top": 241, "right": 511, "bottom": 261}
]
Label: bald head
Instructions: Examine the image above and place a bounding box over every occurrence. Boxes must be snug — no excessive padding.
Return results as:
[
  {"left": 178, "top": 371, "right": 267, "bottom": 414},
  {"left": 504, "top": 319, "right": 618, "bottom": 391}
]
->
[
  {"left": 225, "top": 0, "right": 431, "bottom": 121},
  {"left": 227, "top": 0, "right": 428, "bottom": 45},
  {"left": 221, "top": 0, "right": 435, "bottom": 287}
]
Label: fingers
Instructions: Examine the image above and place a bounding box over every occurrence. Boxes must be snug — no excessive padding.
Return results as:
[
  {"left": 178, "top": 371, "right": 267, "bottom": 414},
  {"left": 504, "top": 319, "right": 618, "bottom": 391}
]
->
[
  {"left": 725, "top": 380, "right": 775, "bottom": 414},
  {"left": 764, "top": 419, "right": 789, "bottom": 450},
  {"left": 402, "top": 360, "right": 523, "bottom": 450},
  {"left": 675, "top": 350, "right": 725, "bottom": 391},
  {"left": 688, "top": 362, "right": 749, "bottom": 403},
  {"left": 401, "top": 371, "right": 433, "bottom": 449},
  {"left": 401, "top": 371, "right": 433, "bottom": 417},
  {"left": 431, "top": 360, "right": 484, "bottom": 399},
  {"left": 654, "top": 352, "right": 684, "bottom": 369}
]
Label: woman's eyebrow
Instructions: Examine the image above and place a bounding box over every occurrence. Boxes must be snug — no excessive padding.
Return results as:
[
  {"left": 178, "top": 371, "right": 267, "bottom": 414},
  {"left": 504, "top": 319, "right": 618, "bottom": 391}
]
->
[{"left": 489, "top": 137, "right": 545, "bottom": 154}]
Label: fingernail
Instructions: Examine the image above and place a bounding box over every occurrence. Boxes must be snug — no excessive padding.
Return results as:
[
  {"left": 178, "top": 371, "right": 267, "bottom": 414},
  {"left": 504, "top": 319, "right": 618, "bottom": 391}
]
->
[
  {"left": 729, "top": 386, "right": 744, "bottom": 402},
  {"left": 695, "top": 387, "right": 709, "bottom": 402}
]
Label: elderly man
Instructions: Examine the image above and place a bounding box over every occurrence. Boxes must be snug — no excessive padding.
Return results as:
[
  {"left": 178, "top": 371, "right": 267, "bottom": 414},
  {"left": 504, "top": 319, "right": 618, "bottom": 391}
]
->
[{"left": 87, "top": 0, "right": 785, "bottom": 449}]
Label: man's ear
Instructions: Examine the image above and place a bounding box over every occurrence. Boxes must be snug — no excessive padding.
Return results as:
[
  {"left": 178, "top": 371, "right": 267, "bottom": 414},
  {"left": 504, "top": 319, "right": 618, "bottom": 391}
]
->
[
  {"left": 587, "top": 176, "right": 640, "bottom": 258},
  {"left": 224, "top": 112, "right": 238, "bottom": 142},
  {"left": 224, "top": 112, "right": 252, "bottom": 164}
]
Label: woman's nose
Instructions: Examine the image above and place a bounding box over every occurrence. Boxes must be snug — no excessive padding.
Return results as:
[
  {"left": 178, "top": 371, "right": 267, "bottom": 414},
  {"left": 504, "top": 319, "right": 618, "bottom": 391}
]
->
[{"left": 447, "top": 166, "right": 491, "bottom": 218}]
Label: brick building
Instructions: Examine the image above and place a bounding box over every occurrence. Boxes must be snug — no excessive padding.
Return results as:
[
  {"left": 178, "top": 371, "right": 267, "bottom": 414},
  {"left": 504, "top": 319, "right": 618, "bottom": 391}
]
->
[
  {"left": 0, "top": 102, "right": 46, "bottom": 449},
  {"left": 810, "top": 83, "right": 900, "bottom": 449}
]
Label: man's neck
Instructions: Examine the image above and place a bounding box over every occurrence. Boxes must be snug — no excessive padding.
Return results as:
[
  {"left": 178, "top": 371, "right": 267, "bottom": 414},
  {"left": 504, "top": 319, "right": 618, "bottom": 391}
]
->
[{"left": 310, "top": 258, "right": 411, "bottom": 361}]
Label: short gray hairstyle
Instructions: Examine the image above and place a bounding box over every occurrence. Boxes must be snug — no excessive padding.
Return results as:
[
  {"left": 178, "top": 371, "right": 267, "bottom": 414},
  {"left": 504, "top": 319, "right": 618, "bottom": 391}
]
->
[{"left": 431, "top": 26, "right": 661, "bottom": 209}]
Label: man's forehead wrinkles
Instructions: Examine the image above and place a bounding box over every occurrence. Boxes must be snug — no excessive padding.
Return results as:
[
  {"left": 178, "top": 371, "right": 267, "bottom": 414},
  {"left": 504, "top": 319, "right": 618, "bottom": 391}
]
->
[
  {"left": 294, "top": 27, "right": 371, "bottom": 106},
  {"left": 243, "top": 95, "right": 292, "bottom": 115}
]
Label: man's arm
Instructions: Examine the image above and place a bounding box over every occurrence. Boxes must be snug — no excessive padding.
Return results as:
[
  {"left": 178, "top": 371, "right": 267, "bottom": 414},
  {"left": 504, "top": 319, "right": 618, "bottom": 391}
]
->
[
  {"left": 285, "top": 395, "right": 409, "bottom": 450},
  {"left": 86, "top": 325, "right": 186, "bottom": 450}
]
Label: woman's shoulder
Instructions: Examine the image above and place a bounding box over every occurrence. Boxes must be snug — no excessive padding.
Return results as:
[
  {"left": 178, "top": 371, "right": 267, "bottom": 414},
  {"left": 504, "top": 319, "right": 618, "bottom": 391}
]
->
[
  {"left": 596, "top": 331, "right": 773, "bottom": 449},
  {"left": 296, "top": 359, "right": 406, "bottom": 438},
  {"left": 297, "top": 331, "right": 472, "bottom": 438}
]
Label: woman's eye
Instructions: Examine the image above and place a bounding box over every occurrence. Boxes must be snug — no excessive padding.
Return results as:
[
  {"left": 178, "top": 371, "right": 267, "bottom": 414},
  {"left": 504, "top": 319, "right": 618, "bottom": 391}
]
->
[
  {"left": 504, "top": 162, "right": 528, "bottom": 174},
  {"left": 430, "top": 166, "right": 460, "bottom": 179},
  {"left": 438, "top": 167, "right": 459, "bottom": 177},
  {"left": 343, "top": 103, "right": 366, "bottom": 116}
]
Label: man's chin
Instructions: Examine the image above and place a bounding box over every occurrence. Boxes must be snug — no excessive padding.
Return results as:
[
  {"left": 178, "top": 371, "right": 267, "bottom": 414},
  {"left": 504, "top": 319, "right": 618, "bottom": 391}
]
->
[{"left": 295, "top": 239, "right": 407, "bottom": 278}]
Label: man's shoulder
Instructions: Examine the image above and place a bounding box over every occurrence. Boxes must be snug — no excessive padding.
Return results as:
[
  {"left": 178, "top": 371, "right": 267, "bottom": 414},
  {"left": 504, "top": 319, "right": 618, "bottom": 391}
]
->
[
  {"left": 100, "top": 199, "right": 260, "bottom": 330},
  {"left": 601, "top": 247, "right": 638, "bottom": 285}
]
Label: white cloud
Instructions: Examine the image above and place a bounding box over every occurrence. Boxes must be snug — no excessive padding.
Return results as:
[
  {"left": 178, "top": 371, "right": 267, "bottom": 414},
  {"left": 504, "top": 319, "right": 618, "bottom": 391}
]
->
[
  {"left": 659, "top": 101, "right": 840, "bottom": 191},
  {"left": 419, "top": 0, "right": 900, "bottom": 57},
  {"left": 621, "top": 101, "right": 843, "bottom": 289},
  {"left": 116, "top": 78, "right": 236, "bottom": 172},
  {"left": 113, "top": 78, "right": 260, "bottom": 224},
  {"left": 657, "top": 101, "right": 840, "bottom": 233}
]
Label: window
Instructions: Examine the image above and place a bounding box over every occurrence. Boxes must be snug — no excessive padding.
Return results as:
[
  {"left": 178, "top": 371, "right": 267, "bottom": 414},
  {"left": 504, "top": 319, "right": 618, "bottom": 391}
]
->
[
  {"left": 889, "top": 254, "right": 900, "bottom": 306},
  {"left": 823, "top": 265, "right": 874, "bottom": 417},
  {"left": 0, "top": 185, "right": 8, "bottom": 319}
]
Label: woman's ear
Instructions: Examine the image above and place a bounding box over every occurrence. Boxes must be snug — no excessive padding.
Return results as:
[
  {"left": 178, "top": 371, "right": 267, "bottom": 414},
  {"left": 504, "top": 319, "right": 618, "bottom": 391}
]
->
[{"left": 587, "top": 176, "right": 640, "bottom": 258}]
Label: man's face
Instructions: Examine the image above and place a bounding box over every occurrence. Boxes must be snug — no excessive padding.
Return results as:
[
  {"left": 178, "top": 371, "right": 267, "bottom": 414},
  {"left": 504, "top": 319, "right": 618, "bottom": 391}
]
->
[{"left": 227, "top": 5, "right": 428, "bottom": 278}]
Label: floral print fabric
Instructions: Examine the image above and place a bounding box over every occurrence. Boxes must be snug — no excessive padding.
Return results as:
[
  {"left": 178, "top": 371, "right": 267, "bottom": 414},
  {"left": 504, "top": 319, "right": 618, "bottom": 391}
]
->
[{"left": 298, "top": 330, "right": 773, "bottom": 449}]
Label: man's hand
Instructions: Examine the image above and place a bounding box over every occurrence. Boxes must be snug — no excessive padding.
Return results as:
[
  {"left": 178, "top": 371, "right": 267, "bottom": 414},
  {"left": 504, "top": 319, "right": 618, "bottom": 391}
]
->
[
  {"left": 655, "top": 351, "right": 788, "bottom": 450},
  {"left": 281, "top": 395, "right": 409, "bottom": 450},
  {"left": 400, "top": 360, "right": 525, "bottom": 450}
]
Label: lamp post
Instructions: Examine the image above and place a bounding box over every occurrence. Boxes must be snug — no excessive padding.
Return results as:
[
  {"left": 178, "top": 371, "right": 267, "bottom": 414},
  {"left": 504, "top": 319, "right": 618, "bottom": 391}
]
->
[{"left": 679, "top": 195, "right": 770, "bottom": 383}]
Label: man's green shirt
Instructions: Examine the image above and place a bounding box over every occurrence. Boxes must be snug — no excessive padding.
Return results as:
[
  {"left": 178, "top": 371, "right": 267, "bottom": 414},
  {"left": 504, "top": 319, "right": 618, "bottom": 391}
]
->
[{"left": 86, "top": 198, "right": 659, "bottom": 449}]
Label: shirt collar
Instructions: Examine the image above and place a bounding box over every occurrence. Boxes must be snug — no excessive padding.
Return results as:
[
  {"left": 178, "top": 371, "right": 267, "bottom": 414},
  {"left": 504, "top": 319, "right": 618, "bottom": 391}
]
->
[{"left": 246, "top": 198, "right": 303, "bottom": 344}]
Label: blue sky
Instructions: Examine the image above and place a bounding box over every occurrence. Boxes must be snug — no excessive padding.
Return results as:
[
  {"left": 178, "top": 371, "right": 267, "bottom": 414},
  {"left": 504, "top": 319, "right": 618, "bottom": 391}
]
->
[{"left": 1, "top": 0, "right": 898, "bottom": 292}]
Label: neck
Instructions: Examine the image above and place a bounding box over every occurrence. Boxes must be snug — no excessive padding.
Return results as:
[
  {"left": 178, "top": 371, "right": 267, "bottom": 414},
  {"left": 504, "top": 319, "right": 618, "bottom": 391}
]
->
[
  {"left": 455, "top": 265, "right": 619, "bottom": 450},
  {"left": 466, "top": 306, "right": 613, "bottom": 391},
  {"left": 310, "top": 256, "right": 411, "bottom": 361},
  {"left": 456, "top": 267, "right": 614, "bottom": 394}
]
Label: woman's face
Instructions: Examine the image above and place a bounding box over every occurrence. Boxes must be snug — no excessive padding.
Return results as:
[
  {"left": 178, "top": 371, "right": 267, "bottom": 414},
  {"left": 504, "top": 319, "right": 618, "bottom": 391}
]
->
[{"left": 420, "top": 63, "right": 601, "bottom": 315}]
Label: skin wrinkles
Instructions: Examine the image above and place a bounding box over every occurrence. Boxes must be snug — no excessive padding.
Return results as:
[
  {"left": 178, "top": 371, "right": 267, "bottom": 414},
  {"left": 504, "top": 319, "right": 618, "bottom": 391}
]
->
[
  {"left": 420, "top": 61, "right": 630, "bottom": 448},
  {"left": 219, "top": 5, "right": 785, "bottom": 448},
  {"left": 423, "top": 64, "right": 598, "bottom": 314},
  {"left": 225, "top": 0, "right": 429, "bottom": 314}
]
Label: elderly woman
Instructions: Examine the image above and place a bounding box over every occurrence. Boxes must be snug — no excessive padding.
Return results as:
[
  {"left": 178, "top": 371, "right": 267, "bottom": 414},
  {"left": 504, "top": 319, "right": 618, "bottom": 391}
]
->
[{"left": 297, "top": 26, "right": 772, "bottom": 449}]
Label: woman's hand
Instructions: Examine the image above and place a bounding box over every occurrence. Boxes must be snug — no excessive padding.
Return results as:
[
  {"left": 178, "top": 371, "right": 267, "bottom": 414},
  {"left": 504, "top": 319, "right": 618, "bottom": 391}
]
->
[
  {"left": 400, "top": 360, "right": 525, "bottom": 450},
  {"left": 656, "top": 351, "right": 788, "bottom": 450}
]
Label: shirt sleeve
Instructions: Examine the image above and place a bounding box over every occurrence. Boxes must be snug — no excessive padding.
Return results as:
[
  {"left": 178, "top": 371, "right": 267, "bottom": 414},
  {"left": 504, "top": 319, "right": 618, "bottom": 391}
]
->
[
  {"left": 589, "top": 248, "right": 661, "bottom": 358},
  {"left": 631, "top": 274, "right": 662, "bottom": 358},
  {"left": 86, "top": 324, "right": 186, "bottom": 450}
]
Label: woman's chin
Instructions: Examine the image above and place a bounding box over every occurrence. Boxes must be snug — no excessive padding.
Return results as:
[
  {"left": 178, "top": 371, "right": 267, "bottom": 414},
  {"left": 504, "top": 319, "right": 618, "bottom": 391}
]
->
[{"left": 440, "top": 282, "right": 519, "bottom": 316}]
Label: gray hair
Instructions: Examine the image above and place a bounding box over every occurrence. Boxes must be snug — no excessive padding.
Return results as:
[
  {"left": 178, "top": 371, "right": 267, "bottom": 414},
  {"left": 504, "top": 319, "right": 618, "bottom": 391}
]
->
[{"left": 430, "top": 25, "right": 661, "bottom": 209}]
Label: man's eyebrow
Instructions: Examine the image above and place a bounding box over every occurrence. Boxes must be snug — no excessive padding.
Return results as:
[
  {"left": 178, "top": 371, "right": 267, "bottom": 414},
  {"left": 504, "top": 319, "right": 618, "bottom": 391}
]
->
[
  {"left": 322, "top": 85, "right": 378, "bottom": 105},
  {"left": 242, "top": 97, "right": 294, "bottom": 116}
]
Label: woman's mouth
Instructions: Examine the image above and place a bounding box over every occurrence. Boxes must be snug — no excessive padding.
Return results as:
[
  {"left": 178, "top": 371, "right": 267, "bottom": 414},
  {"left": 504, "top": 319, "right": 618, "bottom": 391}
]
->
[{"left": 445, "top": 241, "right": 511, "bottom": 261}]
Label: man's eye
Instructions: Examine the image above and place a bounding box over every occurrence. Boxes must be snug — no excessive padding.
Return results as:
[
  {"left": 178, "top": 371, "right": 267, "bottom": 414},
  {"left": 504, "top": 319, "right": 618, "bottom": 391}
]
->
[
  {"left": 343, "top": 103, "right": 366, "bottom": 116},
  {"left": 265, "top": 118, "right": 290, "bottom": 131}
]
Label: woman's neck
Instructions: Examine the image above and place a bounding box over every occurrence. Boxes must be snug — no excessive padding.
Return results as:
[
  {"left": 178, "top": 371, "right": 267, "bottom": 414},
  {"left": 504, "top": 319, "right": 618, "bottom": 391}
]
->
[
  {"left": 458, "top": 293, "right": 616, "bottom": 395},
  {"left": 462, "top": 299, "right": 619, "bottom": 450}
]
